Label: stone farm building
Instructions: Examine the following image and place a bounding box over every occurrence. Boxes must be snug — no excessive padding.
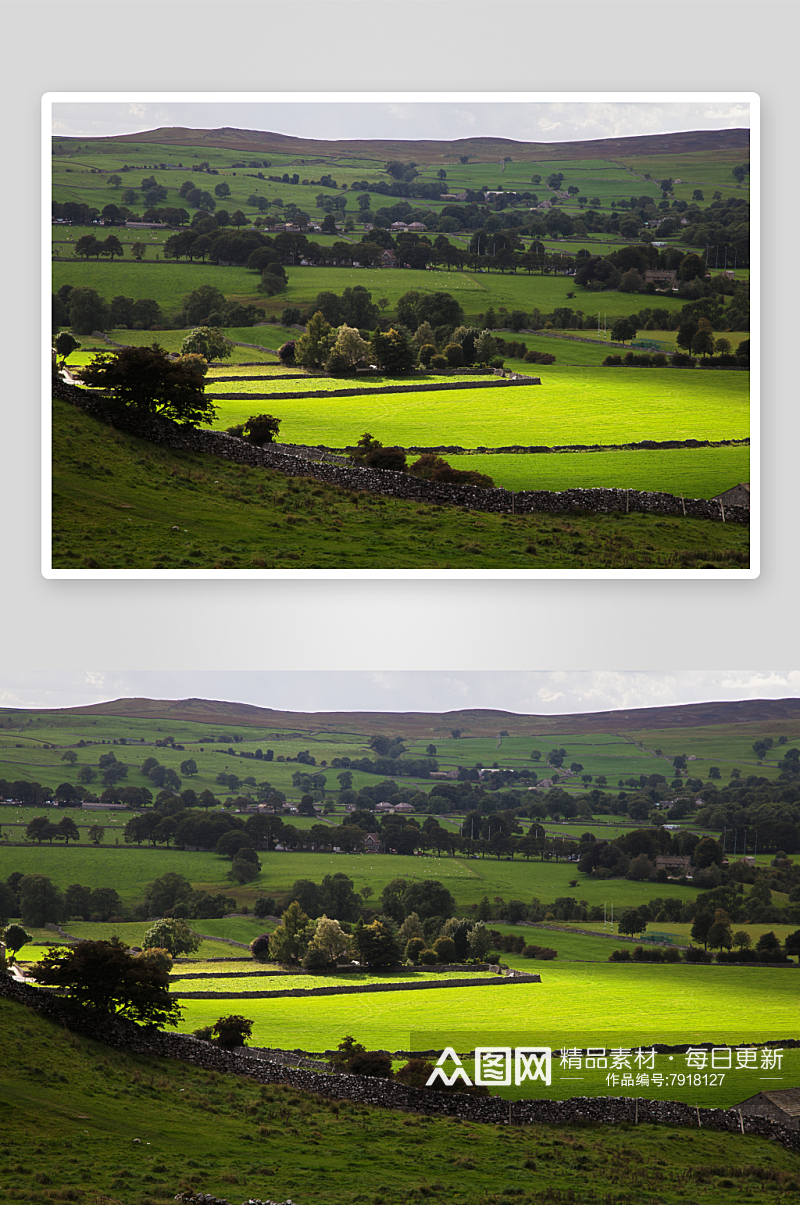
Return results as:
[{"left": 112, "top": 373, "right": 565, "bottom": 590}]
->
[
  {"left": 713, "top": 483, "right": 750, "bottom": 509},
  {"left": 736, "top": 1088, "right": 800, "bottom": 1131},
  {"left": 654, "top": 855, "right": 693, "bottom": 876}
]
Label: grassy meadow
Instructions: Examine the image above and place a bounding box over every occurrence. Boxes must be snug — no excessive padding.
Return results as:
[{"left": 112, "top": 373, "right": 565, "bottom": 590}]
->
[
  {"left": 51, "top": 399, "right": 750, "bottom": 570},
  {"left": 200, "top": 366, "right": 749, "bottom": 448},
  {"left": 3, "top": 995, "right": 793, "bottom": 1205},
  {"left": 452, "top": 448, "right": 750, "bottom": 499},
  {"left": 53, "top": 257, "right": 719, "bottom": 328}
]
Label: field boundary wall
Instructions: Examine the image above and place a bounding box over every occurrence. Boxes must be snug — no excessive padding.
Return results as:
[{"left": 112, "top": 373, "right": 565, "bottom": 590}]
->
[
  {"left": 171, "top": 971, "right": 540, "bottom": 999},
  {"left": 204, "top": 377, "right": 542, "bottom": 403}
]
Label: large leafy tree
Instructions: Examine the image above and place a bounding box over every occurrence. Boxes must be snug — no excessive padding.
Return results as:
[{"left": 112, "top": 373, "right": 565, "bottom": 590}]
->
[
  {"left": 32, "top": 938, "right": 182, "bottom": 1027},
  {"left": 19, "top": 875, "right": 64, "bottom": 927},
  {"left": 302, "top": 915, "right": 353, "bottom": 969},
  {"left": 142, "top": 918, "right": 200, "bottom": 957},
  {"left": 180, "top": 326, "right": 234, "bottom": 362},
  {"left": 268, "top": 900, "right": 315, "bottom": 964},
  {"left": 76, "top": 344, "right": 217, "bottom": 427},
  {"left": 353, "top": 919, "right": 400, "bottom": 968},
  {"left": 68, "top": 286, "right": 111, "bottom": 335},
  {"left": 295, "top": 310, "right": 337, "bottom": 369},
  {"left": 371, "top": 327, "right": 415, "bottom": 374}
]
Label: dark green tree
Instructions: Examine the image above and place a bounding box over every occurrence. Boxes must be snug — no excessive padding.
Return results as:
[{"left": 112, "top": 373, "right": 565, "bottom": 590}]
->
[
  {"left": 212, "top": 1014, "right": 253, "bottom": 1047},
  {"left": 142, "top": 918, "right": 200, "bottom": 957},
  {"left": 371, "top": 327, "right": 416, "bottom": 374},
  {"left": 19, "top": 875, "right": 64, "bottom": 926},
  {"left": 353, "top": 919, "right": 400, "bottom": 968},
  {"left": 32, "top": 938, "right": 181, "bottom": 1027},
  {"left": 68, "top": 287, "right": 111, "bottom": 335},
  {"left": 76, "top": 344, "right": 216, "bottom": 427},
  {"left": 241, "top": 414, "right": 281, "bottom": 444},
  {"left": 610, "top": 318, "right": 637, "bottom": 345},
  {"left": 2, "top": 923, "right": 31, "bottom": 961}
]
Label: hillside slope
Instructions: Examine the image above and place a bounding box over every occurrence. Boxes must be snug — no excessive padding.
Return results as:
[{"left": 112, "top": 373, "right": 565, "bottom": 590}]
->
[
  {"left": 71, "top": 124, "right": 751, "bottom": 162},
  {"left": 15, "top": 693, "right": 800, "bottom": 738}
]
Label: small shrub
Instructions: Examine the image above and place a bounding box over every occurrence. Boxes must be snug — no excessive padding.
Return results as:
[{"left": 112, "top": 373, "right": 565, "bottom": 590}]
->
[
  {"left": 346, "top": 1049, "right": 394, "bottom": 1078},
  {"left": 250, "top": 933, "right": 272, "bottom": 961},
  {"left": 609, "top": 949, "right": 631, "bottom": 962},
  {"left": 521, "top": 944, "right": 557, "bottom": 960},
  {"left": 365, "top": 445, "right": 407, "bottom": 472},
  {"left": 432, "top": 936, "right": 457, "bottom": 963},
  {"left": 684, "top": 946, "right": 713, "bottom": 963},
  {"left": 211, "top": 1014, "right": 254, "bottom": 1048},
  {"left": 408, "top": 453, "right": 494, "bottom": 489},
  {"left": 242, "top": 414, "right": 281, "bottom": 445},
  {"left": 406, "top": 937, "right": 426, "bottom": 964},
  {"left": 395, "top": 1058, "right": 436, "bottom": 1088},
  {"left": 430, "top": 354, "right": 448, "bottom": 370}
]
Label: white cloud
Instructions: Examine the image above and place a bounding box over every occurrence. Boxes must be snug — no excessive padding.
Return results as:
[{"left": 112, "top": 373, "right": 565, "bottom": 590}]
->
[
  {"left": 50, "top": 98, "right": 751, "bottom": 144},
  {"left": 1, "top": 671, "right": 794, "bottom": 718}
]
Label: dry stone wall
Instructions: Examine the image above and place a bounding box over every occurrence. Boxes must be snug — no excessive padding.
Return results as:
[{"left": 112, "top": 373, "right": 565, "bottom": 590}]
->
[
  {"left": 53, "top": 380, "right": 749, "bottom": 525},
  {"left": 1, "top": 976, "right": 798, "bottom": 1153},
  {"left": 204, "top": 377, "right": 541, "bottom": 403},
  {"left": 172, "top": 971, "right": 540, "bottom": 1000}
]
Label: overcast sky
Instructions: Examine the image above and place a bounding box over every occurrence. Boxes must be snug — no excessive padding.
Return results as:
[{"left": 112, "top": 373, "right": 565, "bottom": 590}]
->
[
  {"left": 50, "top": 98, "right": 751, "bottom": 145},
  {"left": 0, "top": 671, "right": 795, "bottom": 716}
]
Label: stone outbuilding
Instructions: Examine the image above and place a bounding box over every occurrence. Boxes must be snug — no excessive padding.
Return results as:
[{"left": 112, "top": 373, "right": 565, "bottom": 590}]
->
[
  {"left": 734, "top": 1088, "right": 800, "bottom": 1130},
  {"left": 712, "top": 483, "right": 750, "bottom": 509}
]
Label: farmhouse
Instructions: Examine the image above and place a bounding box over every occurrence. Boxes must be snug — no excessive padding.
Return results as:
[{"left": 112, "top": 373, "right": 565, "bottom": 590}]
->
[
  {"left": 644, "top": 269, "right": 678, "bottom": 289},
  {"left": 363, "top": 833, "right": 381, "bottom": 853},
  {"left": 654, "top": 855, "right": 692, "bottom": 876},
  {"left": 735, "top": 1088, "right": 800, "bottom": 1131}
]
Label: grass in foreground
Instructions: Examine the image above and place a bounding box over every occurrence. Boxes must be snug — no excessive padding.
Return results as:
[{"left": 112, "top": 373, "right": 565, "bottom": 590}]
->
[
  {"left": 4, "top": 998, "right": 799, "bottom": 1205},
  {"left": 51, "top": 399, "right": 749, "bottom": 570}
]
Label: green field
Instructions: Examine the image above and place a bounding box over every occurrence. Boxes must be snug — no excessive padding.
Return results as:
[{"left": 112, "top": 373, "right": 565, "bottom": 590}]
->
[
  {"left": 449, "top": 447, "right": 749, "bottom": 499},
  {"left": 200, "top": 365, "right": 749, "bottom": 448},
  {"left": 51, "top": 398, "right": 750, "bottom": 570},
  {"left": 0, "top": 842, "right": 704, "bottom": 915},
  {"left": 4, "top": 994, "right": 793, "bottom": 1205},
  {"left": 173, "top": 961, "right": 798, "bottom": 1098},
  {"left": 52, "top": 258, "right": 698, "bottom": 326}
]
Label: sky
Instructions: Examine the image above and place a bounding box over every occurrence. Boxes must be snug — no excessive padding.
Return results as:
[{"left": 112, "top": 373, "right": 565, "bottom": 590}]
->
[
  {"left": 0, "top": 671, "right": 796, "bottom": 716},
  {"left": 50, "top": 97, "right": 752, "bottom": 145}
]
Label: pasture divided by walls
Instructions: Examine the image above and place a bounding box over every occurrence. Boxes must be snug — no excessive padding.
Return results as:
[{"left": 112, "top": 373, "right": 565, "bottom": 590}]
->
[
  {"left": 54, "top": 379, "right": 749, "bottom": 525},
  {"left": 1, "top": 974, "right": 796, "bottom": 1151}
]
